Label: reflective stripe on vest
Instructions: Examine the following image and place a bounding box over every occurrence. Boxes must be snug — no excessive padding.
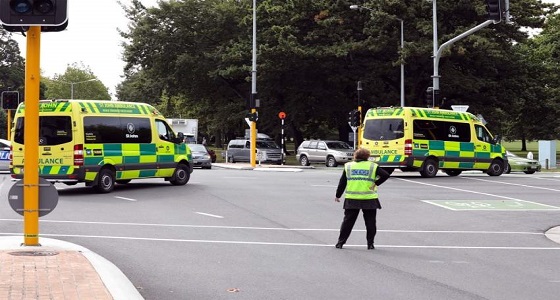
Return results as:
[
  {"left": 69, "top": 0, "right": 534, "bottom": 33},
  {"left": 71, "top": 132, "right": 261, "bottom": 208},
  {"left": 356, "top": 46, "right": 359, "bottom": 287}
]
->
[{"left": 344, "top": 161, "right": 378, "bottom": 200}]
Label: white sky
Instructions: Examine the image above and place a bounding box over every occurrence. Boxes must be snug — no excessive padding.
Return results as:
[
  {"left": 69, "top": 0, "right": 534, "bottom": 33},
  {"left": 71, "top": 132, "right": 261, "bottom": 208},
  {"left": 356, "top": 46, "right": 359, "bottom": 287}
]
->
[
  {"left": 14, "top": 0, "right": 158, "bottom": 100},
  {"left": 13, "top": 0, "right": 560, "bottom": 101}
]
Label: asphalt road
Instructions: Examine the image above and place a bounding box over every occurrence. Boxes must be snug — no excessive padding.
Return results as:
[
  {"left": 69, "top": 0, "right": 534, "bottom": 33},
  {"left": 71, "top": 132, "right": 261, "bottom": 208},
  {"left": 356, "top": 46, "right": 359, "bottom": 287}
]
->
[{"left": 1, "top": 168, "right": 560, "bottom": 300}]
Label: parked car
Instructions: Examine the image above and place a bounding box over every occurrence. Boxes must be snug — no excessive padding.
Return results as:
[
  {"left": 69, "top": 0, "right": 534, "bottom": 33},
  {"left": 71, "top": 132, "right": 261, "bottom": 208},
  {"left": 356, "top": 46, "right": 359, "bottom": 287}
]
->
[
  {"left": 226, "top": 138, "right": 284, "bottom": 164},
  {"left": 0, "top": 138, "right": 11, "bottom": 172},
  {"left": 188, "top": 144, "right": 212, "bottom": 169},
  {"left": 504, "top": 151, "right": 541, "bottom": 174},
  {"left": 296, "top": 140, "right": 354, "bottom": 167}
]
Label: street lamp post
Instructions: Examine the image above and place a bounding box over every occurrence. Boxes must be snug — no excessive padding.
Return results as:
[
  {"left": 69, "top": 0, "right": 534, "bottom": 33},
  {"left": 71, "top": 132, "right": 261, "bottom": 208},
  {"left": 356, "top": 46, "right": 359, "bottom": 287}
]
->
[
  {"left": 350, "top": 4, "right": 405, "bottom": 107},
  {"left": 58, "top": 78, "right": 98, "bottom": 99}
]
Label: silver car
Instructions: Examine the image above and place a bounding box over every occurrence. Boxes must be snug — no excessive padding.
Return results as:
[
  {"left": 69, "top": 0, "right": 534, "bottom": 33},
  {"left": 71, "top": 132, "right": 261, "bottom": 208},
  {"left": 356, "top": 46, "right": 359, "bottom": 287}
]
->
[
  {"left": 0, "top": 138, "right": 10, "bottom": 172},
  {"left": 188, "top": 144, "right": 212, "bottom": 169},
  {"left": 296, "top": 140, "right": 354, "bottom": 167}
]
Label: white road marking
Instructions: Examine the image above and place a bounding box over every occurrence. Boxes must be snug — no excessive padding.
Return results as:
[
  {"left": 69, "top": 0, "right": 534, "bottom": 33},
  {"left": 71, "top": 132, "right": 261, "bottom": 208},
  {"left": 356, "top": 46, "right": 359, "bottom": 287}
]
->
[
  {"left": 0, "top": 232, "right": 558, "bottom": 250},
  {"left": 394, "top": 178, "right": 523, "bottom": 200},
  {"left": 195, "top": 212, "right": 224, "bottom": 219},
  {"left": 464, "top": 177, "right": 560, "bottom": 192},
  {"left": 114, "top": 196, "right": 137, "bottom": 202},
  {"left": 0, "top": 219, "right": 545, "bottom": 235}
]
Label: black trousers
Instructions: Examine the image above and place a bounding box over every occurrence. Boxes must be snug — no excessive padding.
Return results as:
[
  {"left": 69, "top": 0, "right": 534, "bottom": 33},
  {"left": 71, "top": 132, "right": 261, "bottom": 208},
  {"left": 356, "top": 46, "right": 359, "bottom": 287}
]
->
[{"left": 337, "top": 209, "right": 377, "bottom": 245}]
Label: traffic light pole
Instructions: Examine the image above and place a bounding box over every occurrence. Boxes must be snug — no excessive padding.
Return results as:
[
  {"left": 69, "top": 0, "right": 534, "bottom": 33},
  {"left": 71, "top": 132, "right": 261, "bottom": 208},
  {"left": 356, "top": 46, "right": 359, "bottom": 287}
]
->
[
  {"left": 433, "top": 19, "right": 494, "bottom": 107},
  {"left": 250, "top": 0, "right": 257, "bottom": 168},
  {"left": 23, "top": 26, "right": 41, "bottom": 246}
]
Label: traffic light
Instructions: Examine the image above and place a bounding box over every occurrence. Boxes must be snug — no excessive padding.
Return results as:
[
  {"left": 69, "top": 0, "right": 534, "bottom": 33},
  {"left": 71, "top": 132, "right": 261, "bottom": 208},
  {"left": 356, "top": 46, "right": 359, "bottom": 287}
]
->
[
  {"left": 425, "top": 87, "right": 434, "bottom": 107},
  {"left": 486, "top": 0, "right": 504, "bottom": 22},
  {"left": 1, "top": 91, "right": 20, "bottom": 110},
  {"left": 0, "top": 0, "right": 68, "bottom": 26},
  {"left": 348, "top": 109, "right": 360, "bottom": 127}
]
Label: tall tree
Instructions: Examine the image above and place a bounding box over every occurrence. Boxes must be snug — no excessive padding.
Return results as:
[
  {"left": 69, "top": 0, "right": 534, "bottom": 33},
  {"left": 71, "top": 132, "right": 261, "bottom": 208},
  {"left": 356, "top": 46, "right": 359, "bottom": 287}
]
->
[{"left": 43, "top": 63, "right": 110, "bottom": 100}]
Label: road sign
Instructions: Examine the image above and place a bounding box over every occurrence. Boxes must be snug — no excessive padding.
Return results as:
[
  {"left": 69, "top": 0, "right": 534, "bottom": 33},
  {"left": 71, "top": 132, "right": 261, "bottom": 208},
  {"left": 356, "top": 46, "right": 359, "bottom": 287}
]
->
[{"left": 8, "top": 178, "right": 59, "bottom": 217}]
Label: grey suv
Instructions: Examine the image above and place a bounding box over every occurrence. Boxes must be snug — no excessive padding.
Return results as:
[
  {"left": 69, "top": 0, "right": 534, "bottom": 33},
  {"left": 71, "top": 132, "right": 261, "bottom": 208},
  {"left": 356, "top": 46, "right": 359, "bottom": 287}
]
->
[
  {"left": 296, "top": 140, "right": 354, "bottom": 167},
  {"left": 226, "top": 139, "right": 284, "bottom": 164}
]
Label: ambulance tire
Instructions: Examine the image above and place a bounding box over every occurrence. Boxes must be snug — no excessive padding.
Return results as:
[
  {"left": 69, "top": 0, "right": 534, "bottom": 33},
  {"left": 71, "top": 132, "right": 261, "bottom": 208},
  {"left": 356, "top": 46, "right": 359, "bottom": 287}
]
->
[
  {"left": 444, "top": 170, "right": 462, "bottom": 177},
  {"left": 170, "top": 163, "right": 190, "bottom": 185},
  {"left": 486, "top": 159, "right": 504, "bottom": 176},
  {"left": 95, "top": 168, "right": 116, "bottom": 193},
  {"left": 504, "top": 163, "right": 511, "bottom": 174},
  {"left": 420, "top": 158, "right": 438, "bottom": 178}
]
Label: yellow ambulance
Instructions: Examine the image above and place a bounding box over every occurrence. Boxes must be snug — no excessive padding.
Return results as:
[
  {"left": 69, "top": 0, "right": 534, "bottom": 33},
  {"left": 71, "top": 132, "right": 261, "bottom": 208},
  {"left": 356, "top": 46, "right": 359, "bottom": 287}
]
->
[
  {"left": 360, "top": 107, "right": 506, "bottom": 177},
  {"left": 10, "top": 99, "right": 193, "bottom": 193}
]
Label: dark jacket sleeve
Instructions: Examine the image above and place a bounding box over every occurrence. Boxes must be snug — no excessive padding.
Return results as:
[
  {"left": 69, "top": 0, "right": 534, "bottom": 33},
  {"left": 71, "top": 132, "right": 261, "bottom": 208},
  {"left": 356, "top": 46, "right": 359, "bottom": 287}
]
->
[
  {"left": 335, "top": 170, "right": 347, "bottom": 198},
  {"left": 374, "top": 166, "right": 390, "bottom": 186}
]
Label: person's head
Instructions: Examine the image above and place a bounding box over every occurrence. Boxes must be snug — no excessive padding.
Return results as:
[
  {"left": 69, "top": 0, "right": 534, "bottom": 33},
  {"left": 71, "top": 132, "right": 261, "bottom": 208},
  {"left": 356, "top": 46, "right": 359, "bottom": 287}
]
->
[{"left": 353, "top": 148, "right": 370, "bottom": 161}]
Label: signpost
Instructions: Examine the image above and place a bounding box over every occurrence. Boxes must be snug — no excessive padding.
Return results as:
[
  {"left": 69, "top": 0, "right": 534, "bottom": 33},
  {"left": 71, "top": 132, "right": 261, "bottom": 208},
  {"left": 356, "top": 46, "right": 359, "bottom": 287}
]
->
[{"left": 278, "top": 111, "right": 286, "bottom": 165}]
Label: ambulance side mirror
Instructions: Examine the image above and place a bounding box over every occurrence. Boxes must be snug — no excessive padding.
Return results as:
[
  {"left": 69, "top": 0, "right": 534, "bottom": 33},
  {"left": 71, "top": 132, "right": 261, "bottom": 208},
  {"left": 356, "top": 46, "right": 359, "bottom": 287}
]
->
[{"left": 492, "top": 134, "right": 501, "bottom": 144}]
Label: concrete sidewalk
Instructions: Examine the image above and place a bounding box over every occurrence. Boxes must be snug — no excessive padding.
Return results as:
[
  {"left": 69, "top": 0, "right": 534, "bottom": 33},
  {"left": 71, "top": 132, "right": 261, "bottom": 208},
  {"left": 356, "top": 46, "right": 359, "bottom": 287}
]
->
[{"left": 0, "top": 236, "right": 143, "bottom": 300}]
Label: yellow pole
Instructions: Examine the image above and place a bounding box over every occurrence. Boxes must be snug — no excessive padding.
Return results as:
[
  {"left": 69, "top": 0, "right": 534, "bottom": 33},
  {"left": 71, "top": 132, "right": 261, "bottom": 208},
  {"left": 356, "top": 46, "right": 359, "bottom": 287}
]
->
[
  {"left": 23, "top": 26, "right": 41, "bottom": 246},
  {"left": 6, "top": 110, "right": 10, "bottom": 141},
  {"left": 250, "top": 108, "right": 257, "bottom": 167},
  {"left": 357, "top": 106, "right": 362, "bottom": 147}
]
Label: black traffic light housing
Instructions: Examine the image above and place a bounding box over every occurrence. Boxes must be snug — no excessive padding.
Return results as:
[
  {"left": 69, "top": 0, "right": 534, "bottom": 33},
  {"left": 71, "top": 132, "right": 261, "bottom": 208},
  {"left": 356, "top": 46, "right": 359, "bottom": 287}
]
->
[
  {"left": 0, "top": 0, "right": 68, "bottom": 26},
  {"left": 348, "top": 109, "right": 360, "bottom": 127},
  {"left": 486, "top": 0, "right": 504, "bottom": 22},
  {"left": 1, "top": 91, "right": 21, "bottom": 110}
]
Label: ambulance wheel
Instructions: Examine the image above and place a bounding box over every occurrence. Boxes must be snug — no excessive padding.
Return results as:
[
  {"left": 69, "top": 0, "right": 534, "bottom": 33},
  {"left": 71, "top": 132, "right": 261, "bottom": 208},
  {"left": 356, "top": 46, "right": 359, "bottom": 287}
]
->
[
  {"left": 444, "top": 170, "right": 462, "bottom": 177},
  {"left": 117, "top": 180, "right": 131, "bottom": 184},
  {"left": 486, "top": 159, "right": 504, "bottom": 176},
  {"left": 299, "top": 155, "right": 310, "bottom": 166},
  {"left": 326, "top": 156, "right": 338, "bottom": 167},
  {"left": 171, "top": 163, "right": 190, "bottom": 185},
  {"left": 95, "top": 168, "right": 115, "bottom": 193},
  {"left": 420, "top": 158, "right": 438, "bottom": 178},
  {"left": 504, "top": 163, "right": 511, "bottom": 174}
]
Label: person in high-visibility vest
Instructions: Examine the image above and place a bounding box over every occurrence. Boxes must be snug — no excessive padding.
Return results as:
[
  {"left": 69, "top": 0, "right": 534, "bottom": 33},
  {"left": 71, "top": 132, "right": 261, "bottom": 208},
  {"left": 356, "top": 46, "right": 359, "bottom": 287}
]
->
[{"left": 334, "top": 148, "right": 390, "bottom": 250}]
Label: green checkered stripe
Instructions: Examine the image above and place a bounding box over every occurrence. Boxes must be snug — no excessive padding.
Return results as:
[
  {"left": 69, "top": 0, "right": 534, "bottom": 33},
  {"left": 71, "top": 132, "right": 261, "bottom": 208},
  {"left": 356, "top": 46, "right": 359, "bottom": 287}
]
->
[
  {"left": 83, "top": 143, "right": 190, "bottom": 181},
  {"left": 411, "top": 140, "right": 502, "bottom": 168}
]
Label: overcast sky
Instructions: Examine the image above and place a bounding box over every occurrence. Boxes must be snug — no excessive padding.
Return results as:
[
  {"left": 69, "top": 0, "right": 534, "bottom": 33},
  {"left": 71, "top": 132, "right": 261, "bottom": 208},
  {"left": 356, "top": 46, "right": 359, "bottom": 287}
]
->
[
  {"left": 13, "top": 0, "right": 158, "bottom": 100},
  {"left": 13, "top": 0, "right": 560, "bottom": 101}
]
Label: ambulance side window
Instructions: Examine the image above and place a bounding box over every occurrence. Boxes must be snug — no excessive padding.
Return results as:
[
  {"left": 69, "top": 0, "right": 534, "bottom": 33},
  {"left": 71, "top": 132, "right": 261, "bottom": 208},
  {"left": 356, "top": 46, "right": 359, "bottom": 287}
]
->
[
  {"left": 156, "top": 120, "right": 176, "bottom": 142},
  {"left": 475, "top": 125, "right": 492, "bottom": 143}
]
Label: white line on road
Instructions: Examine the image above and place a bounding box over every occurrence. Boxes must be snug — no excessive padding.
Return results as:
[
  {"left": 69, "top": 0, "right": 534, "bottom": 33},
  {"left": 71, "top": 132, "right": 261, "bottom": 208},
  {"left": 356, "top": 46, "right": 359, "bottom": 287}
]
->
[
  {"left": 0, "top": 232, "right": 558, "bottom": 250},
  {"left": 195, "top": 212, "right": 224, "bottom": 218},
  {"left": 464, "top": 177, "right": 560, "bottom": 192},
  {"left": 0, "top": 219, "right": 544, "bottom": 235},
  {"left": 114, "top": 196, "right": 137, "bottom": 202},
  {"left": 393, "top": 178, "right": 523, "bottom": 201}
]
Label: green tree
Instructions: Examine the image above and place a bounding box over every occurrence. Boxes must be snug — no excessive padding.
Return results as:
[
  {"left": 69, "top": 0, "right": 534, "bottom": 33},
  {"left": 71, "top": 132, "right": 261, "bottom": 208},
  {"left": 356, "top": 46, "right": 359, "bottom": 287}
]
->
[
  {"left": 43, "top": 63, "right": 110, "bottom": 100},
  {"left": 0, "top": 30, "right": 25, "bottom": 139}
]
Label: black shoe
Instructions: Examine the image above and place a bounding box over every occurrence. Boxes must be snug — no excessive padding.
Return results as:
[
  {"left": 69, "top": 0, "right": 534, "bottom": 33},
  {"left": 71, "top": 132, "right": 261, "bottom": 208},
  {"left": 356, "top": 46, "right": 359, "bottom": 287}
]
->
[
  {"left": 367, "top": 244, "right": 375, "bottom": 250},
  {"left": 335, "top": 242, "right": 344, "bottom": 249}
]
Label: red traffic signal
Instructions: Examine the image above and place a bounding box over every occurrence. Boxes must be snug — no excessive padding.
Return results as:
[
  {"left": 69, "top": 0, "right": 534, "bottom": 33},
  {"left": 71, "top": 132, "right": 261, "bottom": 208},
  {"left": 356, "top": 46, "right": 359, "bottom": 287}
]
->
[
  {"left": 0, "top": 0, "right": 68, "bottom": 26},
  {"left": 1, "top": 91, "right": 21, "bottom": 110}
]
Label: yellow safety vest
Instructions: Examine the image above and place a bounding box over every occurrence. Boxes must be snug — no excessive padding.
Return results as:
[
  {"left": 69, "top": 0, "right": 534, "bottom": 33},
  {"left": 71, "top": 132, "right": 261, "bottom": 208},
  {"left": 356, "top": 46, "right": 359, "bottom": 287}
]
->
[{"left": 344, "top": 161, "right": 379, "bottom": 200}]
